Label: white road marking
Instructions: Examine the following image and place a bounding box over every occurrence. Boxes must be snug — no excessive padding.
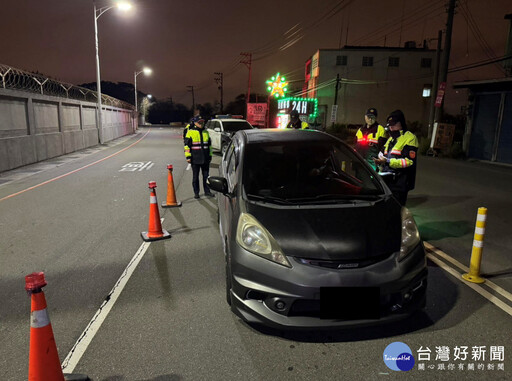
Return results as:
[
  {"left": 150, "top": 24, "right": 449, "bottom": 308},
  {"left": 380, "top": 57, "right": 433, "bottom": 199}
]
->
[
  {"left": 424, "top": 242, "right": 512, "bottom": 303},
  {"left": 0, "top": 130, "right": 150, "bottom": 203},
  {"left": 426, "top": 252, "right": 512, "bottom": 317},
  {"left": 61, "top": 218, "right": 164, "bottom": 372}
]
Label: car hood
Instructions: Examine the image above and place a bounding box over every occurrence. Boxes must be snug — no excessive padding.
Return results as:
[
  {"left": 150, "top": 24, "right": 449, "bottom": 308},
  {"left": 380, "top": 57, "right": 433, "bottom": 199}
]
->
[{"left": 246, "top": 198, "right": 402, "bottom": 260}]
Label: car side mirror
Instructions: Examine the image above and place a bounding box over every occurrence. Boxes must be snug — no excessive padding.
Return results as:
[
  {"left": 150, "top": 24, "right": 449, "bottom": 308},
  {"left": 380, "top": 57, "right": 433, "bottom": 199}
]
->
[
  {"left": 214, "top": 127, "right": 221, "bottom": 132},
  {"left": 207, "top": 176, "right": 230, "bottom": 196}
]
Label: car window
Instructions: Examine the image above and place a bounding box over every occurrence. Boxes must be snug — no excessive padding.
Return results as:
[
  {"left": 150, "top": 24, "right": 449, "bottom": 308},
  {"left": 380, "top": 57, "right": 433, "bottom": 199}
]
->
[
  {"left": 242, "top": 141, "right": 384, "bottom": 202},
  {"left": 226, "top": 141, "right": 239, "bottom": 190},
  {"left": 222, "top": 121, "right": 253, "bottom": 133}
]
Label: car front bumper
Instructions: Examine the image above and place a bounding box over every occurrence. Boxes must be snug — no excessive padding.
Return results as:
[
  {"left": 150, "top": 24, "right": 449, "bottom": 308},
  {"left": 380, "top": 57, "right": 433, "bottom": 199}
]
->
[{"left": 228, "top": 242, "right": 427, "bottom": 329}]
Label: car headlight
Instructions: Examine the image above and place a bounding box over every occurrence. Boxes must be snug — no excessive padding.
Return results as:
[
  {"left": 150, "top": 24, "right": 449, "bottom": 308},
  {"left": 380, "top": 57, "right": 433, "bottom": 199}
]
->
[
  {"left": 236, "top": 213, "right": 291, "bottom": 268},
  {"left": 399, "top": 207, "right": 421, "bottom": 261}
]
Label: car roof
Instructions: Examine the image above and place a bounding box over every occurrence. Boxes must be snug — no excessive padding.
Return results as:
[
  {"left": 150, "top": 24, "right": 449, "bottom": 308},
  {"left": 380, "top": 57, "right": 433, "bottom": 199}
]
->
[
  {"left": 240, "top": 129, "right": 337, "bottom": 144},
  {"left": 211, "top": 118, "right": 249, "bottom": 122}
]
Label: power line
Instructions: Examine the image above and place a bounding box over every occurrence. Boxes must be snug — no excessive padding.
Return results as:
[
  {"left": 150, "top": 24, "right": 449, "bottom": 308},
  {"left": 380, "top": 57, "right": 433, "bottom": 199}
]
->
[
  {"left": 448, "top": 54, "right": 512, "bottom": 73},
  {"left": 458, "top": 1, "right": 506, "bottom": 76}
]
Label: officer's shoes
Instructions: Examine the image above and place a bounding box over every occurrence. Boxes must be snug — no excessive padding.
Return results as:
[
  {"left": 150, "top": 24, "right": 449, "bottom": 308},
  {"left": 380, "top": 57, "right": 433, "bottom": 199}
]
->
[
  {"left": 205, "top": 192, "right": 214, "bottom": 197},
  {"left": 194, "top": 194, "right": 200, "bottom": 199}
]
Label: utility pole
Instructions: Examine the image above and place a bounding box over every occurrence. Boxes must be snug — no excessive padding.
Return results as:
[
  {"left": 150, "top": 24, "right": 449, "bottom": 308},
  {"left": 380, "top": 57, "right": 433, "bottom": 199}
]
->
[
  {"left": 433, "top": 0, "right": 457, "bottom": 125},
  {"left": 505, "top": 14, "right": 512, "bottom": 77},
  {"left": 186, "top": 85, "right": 195, "bottom": 112},
  {"left": 428, "top": 30, "right": 443, "bottom": 139},
  {"left": 240, "top": 52, "right": 252, "bottom": 106},
  {"left": 214, "top": 72, "right": 224, "bottom": 113},
  {"left": 332, "top": 74, "right": 341, "bottom": 128},
  {"left": 333, "top": 74, "right": 341, "bottom": 105}
]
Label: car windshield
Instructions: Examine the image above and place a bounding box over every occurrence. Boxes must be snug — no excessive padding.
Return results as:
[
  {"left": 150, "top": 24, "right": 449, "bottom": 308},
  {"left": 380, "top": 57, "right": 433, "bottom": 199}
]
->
[
  {"left": 222, "top": 121, "right": 253, "bottom": 132},
  {"left": 243, "top": 140, "right": 384, "bottom": 203}
]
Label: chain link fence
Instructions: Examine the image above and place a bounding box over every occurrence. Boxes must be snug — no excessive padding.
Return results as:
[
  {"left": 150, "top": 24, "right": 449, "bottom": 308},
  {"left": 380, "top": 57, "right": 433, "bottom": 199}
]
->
[{"left": 0, "top": 63, "right": 134, "bottom": 110}]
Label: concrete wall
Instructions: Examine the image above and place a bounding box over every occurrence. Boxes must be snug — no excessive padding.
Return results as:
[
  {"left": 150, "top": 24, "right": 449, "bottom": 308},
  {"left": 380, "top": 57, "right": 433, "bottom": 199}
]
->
[{"left": 0, "top": 88, "right": 135, "bottom": 172}]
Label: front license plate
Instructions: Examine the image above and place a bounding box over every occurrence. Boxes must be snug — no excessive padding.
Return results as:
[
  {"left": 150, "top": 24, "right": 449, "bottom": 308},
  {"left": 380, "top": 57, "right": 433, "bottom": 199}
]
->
[{"left": 320, "top": 287, "right": 380, "bottom": 320}]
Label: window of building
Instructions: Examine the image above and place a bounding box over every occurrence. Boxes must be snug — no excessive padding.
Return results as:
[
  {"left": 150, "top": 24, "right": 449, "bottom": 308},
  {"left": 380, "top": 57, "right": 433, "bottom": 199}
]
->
[
  {"left": 336, "top": 55, "right": 347, "bottom": 66},
  {"left": 388, "top": 57, "right": 400, "bottom": 67},
  {"left": 421, "top": 58, "right": 432, "bottom": 68},
  {"left": 362, "top": 56, "right": 374, "bottom": 67},
  {"left": 422, "top": 84, "right": 432, "bottom": 98}
]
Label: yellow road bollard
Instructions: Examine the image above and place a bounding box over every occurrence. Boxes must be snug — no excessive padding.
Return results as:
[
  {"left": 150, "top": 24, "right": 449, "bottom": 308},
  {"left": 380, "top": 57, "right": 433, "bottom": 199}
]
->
[{"left": 462, "top": 207, "right": 487, "bottom": 284}]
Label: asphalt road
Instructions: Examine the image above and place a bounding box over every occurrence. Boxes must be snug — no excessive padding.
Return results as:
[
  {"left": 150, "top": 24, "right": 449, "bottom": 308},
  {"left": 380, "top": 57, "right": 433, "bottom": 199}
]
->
[{"left": 0, "top": 127, "right": 510, "bottom": 380}]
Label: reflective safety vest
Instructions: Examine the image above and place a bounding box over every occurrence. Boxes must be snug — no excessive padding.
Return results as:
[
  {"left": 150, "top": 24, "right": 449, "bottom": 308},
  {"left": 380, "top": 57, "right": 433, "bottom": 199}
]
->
[
  {"left": 355, "top": 123, "right": 386, "bottom": 169},
  {"left": 183, "top": 124, "right": 191, "bottom": 141},
  {"left": 382, "top": 130, "right": 419, "bottom": 191},
  {"left": 286, "top": 120, "right": 309, "bottom": 129},
  {"left": 184, "top": 127, "right": 212, "bottom": 165}
]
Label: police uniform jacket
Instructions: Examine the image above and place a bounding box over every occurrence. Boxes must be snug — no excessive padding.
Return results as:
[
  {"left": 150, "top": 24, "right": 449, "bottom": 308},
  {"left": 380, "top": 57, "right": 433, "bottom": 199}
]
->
[
  {"left": 183, "top": 124, "right": 191, "bottom": 142},
  {"left": 355, "top": 123, "right": 387, "bottom": 167},
  {"left": 382, "top": 130, "right": 418, "bottom": 192},
  {"left": 286, "top": 120, "right": 309, "bottom": 129},
  {"left": 184, "top": 126, "right": 212, "bottom": 165}
]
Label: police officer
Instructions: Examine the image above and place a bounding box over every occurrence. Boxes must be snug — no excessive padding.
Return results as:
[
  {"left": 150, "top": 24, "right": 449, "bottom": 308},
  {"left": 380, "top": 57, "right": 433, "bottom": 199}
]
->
[
  {"left": 183, "top": 110, "right": 201, "bottom": 143},
  {"left": 286, "top": 109, "right": 309, "bottom": 129},
  {"left": 355, "top": 108, "right": 387, "bottom": 170},
  {"left": 184, "top": 116, "right": 213, "bottom": 199},
  {"left": 373, "top": 110, "right": 418, "bottom": 206}
]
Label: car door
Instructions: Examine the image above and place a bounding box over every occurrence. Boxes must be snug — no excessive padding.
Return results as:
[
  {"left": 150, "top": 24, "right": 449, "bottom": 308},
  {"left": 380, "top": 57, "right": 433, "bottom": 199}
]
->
[
  {"left": 223, "top": 139, "right": 241, "bottom": 246},
  {"left": 210, "top": 121, "right": 222, "bottom": 150},
  {"left": 206, "top": 121, "right": 216, "bottom": 149}
]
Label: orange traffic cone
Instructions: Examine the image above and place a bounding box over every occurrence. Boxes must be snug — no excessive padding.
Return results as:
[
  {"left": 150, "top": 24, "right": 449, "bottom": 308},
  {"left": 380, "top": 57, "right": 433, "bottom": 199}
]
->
[
  {"left": 162, "top": 164, "right": 182, "bottom": 208},
  {"left": 26, "top": 272, "right": 65, "bottom": 381},
  {"left": 141, "top": 181, "right": 171, "bottom": 242}
]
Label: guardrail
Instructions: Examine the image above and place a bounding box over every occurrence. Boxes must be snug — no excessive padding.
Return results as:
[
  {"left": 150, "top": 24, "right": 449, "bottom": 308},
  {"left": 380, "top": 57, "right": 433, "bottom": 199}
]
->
[{"left": 0, "top": 63, "right": 133, "bottom": 110}]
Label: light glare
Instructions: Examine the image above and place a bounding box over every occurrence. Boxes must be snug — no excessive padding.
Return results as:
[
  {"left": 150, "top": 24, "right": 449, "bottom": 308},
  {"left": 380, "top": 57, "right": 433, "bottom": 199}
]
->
[{"left": 117, "top": 2, "right": 132, "bottom": 11}]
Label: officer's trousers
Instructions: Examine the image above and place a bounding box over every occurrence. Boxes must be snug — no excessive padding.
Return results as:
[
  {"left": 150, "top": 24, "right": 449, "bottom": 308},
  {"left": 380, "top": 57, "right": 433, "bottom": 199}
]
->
[{"left": 191, "top": 162, "right": 210, "bottom": 196}]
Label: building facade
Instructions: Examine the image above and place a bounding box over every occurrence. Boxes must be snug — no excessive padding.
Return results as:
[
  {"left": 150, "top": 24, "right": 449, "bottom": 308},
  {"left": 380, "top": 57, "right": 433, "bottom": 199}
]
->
[
  {"left": 454, "top": 78, "right": 512, "bottom": 164},
  {"left": 305, "top": 45, "right": 437, "bottom": 130}
]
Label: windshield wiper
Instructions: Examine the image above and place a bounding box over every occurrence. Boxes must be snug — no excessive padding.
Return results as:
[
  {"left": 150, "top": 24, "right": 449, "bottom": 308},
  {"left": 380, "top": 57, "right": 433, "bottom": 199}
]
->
[
  {"left": 246, "top": 194, "right": 295, "bottom": 205},
  {"left": 286, "top": 194, "right": 383, "bottom": 204}
]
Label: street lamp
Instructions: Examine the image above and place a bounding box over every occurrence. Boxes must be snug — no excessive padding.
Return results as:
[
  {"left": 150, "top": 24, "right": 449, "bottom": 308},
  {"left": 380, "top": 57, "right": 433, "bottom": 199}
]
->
[
  {"left": 134, "top": 67, "right": 152, "bottom": 127},
  {"left": 93, "top": 0, "right": 132, "bottom": 144}
]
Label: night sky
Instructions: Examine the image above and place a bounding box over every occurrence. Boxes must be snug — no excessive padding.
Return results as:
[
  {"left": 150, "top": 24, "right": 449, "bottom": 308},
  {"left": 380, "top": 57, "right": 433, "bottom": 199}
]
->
[{"left": 1, "top": 0, "right": 511, "bottom": 113}]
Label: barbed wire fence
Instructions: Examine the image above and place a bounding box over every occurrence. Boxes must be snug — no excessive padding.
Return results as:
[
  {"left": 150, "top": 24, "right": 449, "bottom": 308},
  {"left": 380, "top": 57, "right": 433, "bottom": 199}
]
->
[{"left": 0, "top": 63, "right": 134, "bottom": 110}]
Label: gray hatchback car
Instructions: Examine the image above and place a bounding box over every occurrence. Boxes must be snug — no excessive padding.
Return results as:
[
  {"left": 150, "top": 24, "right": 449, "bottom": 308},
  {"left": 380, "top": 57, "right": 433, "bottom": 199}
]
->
[{"left": 207, "top": 129, "right": 427, "bottom": 329}]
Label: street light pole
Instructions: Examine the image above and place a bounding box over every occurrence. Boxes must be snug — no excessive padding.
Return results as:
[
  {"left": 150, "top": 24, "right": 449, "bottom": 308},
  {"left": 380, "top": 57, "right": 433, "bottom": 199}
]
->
[
  {"left": 93, "top": 0, "right": 132, "bottom": 144},
  {"left": 93, "top": 0, "right": 103, "bottom": 144}
]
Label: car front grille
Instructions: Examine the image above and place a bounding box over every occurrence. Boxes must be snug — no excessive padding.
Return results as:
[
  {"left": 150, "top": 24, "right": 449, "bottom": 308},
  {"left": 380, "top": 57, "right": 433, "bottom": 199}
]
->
[{"left": 294, "top": 253, "right": 393, "bottom": 270}]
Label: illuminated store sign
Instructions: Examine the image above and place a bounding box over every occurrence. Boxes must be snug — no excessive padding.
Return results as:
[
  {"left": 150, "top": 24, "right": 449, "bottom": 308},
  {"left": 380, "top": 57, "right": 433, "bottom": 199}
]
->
[{"left": 277, "top": 97, "right": 318, "bottom": 118}]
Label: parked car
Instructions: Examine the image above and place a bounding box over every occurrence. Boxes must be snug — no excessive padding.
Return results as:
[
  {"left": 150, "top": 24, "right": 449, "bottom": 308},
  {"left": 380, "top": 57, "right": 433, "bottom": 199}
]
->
[
  {"left": 205, "top": 116, "right": 254, "bottom": 155},
  {"left": 207, "top": 129, "right": 427, "bottom": 329}
]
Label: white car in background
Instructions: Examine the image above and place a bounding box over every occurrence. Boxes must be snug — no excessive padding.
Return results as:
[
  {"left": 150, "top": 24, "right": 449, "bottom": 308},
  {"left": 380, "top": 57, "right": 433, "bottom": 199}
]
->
[{"left": 205, "top": 115, "right": 254, "bottom": 155}]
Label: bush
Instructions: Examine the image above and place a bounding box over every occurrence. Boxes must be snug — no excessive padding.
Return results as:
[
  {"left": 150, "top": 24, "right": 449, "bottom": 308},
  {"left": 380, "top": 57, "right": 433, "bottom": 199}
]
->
[
  {"left": 408, "top": 120, "right": 426, "bottom": 137},
  {"left": 449, "top": 141, "right": 465, "bottom": 159},
  {"left": 418, "top": 136, "right": 430, "bottom": 156},
  {"left": 326, "top": 124, "right": 358, "bottom": 144},
  {"left": 327, "top": 123, "right": 348, "bottom": 133}
]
